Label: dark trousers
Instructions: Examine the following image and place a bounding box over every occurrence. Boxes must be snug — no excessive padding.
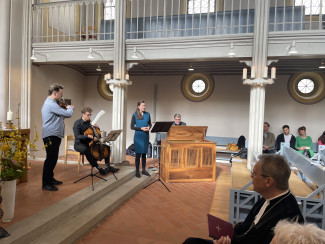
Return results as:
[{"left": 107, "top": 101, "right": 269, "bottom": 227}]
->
[
  {"left": 43, "top": 136, "right": 61, "bottom": 185},
  {"left": 74, "top": 143, "right": 111, "bottom": 168},
  {"left": 135, "top": 153, "right": 146, "bottom": 172}
]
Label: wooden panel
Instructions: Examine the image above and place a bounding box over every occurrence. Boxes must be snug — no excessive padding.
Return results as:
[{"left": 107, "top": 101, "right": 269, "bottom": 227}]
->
[
  {"left": 186, "top": 148, "right": 199, "bottom": 168},
  {"left": 170, "top": 148, "right": 182, "bottom": 168},
  {"left": 202, "top": 147, "right": 213, "bottom": 166},
  {"left": 161, "top": 139, "right": 216, "bottom": 182},
  {"left": 169, "top": 168, "right": 213, "bottom": 181},
  {"left": 166, "top": 126, "right": 207, "bottom": 141}
]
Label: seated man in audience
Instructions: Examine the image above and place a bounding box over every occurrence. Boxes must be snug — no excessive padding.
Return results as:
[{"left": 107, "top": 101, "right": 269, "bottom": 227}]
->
[
  {"left": 172, "top": 113, "right": 186, "bottom": 126},
  {"left": 275, "top": 125, "right": 296, "bottom": 151},
  {"left": 263, "top": 122, "right": 275, "bottom": 154},
  {"left": 271, "top": 219, "right": 325, "bottom": 244},
  {"left": 183, "top": 154, "right": 304, "bottom": 244}
]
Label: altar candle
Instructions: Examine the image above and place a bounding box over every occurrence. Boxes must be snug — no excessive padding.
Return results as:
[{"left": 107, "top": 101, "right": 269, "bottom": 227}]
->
[
  {"left": 251, "top": 66, "right": 256, "bottom": 78},
  {"left": 7, "top": 110, "right": 13, "bottom": 121},
  {"left": 263, "top": 66, "right": 268, "bottom": 78},
  {"left": 125, "top": 74, "right": 130, "bottom": 80},
  {"left": 271, "top": 67, "right": 276, "bottom": 79},
  {"left": 242, "top": 68, "right": 247, "bottom": 80}
]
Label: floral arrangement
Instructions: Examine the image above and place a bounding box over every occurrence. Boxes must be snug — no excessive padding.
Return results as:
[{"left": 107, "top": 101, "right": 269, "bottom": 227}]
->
[{"left": 0, "top": 104, "right": 38, "bottom": 181}]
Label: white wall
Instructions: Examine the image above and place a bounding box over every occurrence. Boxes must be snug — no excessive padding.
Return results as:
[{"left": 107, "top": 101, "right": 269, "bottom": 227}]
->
[
  {"left": 265, "top": 75, "right": 325, "bottom": 140},
  {"left": 31, "top": 65, "right": 86, "bottom": 158},
  {"left": 83, "top": 75, "right": 113, "bottom": 134}
]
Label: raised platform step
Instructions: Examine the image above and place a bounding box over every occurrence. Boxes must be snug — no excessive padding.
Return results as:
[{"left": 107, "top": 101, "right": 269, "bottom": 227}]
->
[{"left": 3, "top": 166, "right": 155, "bottom": 244}]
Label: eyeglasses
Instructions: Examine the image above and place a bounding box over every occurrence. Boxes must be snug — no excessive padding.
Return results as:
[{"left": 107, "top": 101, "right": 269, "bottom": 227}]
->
[
  {"left": 85, "top": 113, "right": 92, "bottom": 116},
  {"left": 175, "top": 118, "right": 181, "bottom": 120},
  {"left": 250, "top": 170, "right": 269, "bottom": 178}
]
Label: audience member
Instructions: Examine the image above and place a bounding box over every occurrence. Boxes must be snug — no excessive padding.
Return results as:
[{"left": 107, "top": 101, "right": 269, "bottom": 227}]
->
[
  {"left": 295, "top": 126, "right": 314, "bottom": 158},
  {"left": 263, "top": 122, "right": 275, "bottom": 154},
  {"left": 183, "top": 154, "right": 304, "bottom": 244},
  {"left": 275, "top": 125, "right": 296, "bottom": 151},
  {"left": 271, "top": 219, "right": 325, "bottom": 244},
  {"left": 172, "top": 113, "right": 186, "bottom": 126},
  {"left": 318, "top": 131, "right": 325, "bottom": 146}
]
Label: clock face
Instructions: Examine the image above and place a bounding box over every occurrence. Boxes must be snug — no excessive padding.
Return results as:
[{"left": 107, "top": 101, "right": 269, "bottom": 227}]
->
[{"left": 97, "top": 75, "right": 113, "bottom": 101}]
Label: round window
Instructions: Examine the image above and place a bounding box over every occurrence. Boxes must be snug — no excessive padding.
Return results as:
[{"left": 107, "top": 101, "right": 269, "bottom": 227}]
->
[
  {"left": 191, "top": 79, "right": 206, "bottom": 94},
  {"left": 297, "top": 78, "right": 315, "bottom": 94},
  {"left": 97, "top": 75, "right": 113, "bottom": 101},
  {"left": 181, "top": 73, "right": 214, "bottom": 102},
  {"left": 287, "top": 72, "right": 325, "bottom": 104}
]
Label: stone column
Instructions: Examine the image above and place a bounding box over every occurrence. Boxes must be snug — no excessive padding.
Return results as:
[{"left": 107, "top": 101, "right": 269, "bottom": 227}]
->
[
  {"left": 245, "top": 0, "right": 273, "bottom": 169},
  {"left": 111, "top": 0, "right": 128, "bottom": 165},
  {"left": 0, "top": 0, "right": 11, "bottom": 124}
]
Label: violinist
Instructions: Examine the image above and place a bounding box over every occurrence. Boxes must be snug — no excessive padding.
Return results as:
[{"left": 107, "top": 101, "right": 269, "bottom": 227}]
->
[
  {"left": 41, "top": 83, "right": 74, "bottom": 191},
  {"left": 73, "top": 107, "right": 119, "bottom": 175}
]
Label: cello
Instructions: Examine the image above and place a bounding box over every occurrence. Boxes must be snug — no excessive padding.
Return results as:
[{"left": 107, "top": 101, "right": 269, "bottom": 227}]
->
[{"left": 83, "top": 110, "right": 109, "bottom": 161}]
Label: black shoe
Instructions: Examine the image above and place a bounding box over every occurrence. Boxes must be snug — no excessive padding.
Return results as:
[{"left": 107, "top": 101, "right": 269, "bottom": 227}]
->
[
  {"left": 142, "top": 170, "right": 150, "bottom": 176},
  {"left": 136, "top": 171, "right": 141, "bottom": 178},
  {"left": 42, "top": 185, "right": 58, "bottom": 191},
  {"left": 98, "top": 168, "right": 107, "bottom": 175},
  {"left": 51, "top": 179, "right": 63, "bottom": 185},
  {"left": 108, "top": 166, "right": 120, "bottom": 173}
]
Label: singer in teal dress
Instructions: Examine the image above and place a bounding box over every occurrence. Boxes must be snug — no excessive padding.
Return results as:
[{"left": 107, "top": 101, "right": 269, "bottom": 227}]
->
[{"left": 130, "top": 101, "right": 152, "bottom": 178}]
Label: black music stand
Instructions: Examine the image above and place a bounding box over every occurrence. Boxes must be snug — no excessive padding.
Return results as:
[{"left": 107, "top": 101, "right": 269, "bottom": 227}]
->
[
  {"left": 74, "top": 130, "right": 122, "bottom": 190},
  {"left": 74, "top": 166, "right": 107, "bottom": 191},
  {"left": 143, "top": 121, "right": 173, "bottom": 192},
  {"left": 101, "top": 129, "right": 123, "bottom": 181}
]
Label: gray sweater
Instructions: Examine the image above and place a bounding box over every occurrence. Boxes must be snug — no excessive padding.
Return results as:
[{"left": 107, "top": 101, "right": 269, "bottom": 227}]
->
[{"left": 41, "top": 97, "right": 73, "bottom": 139}]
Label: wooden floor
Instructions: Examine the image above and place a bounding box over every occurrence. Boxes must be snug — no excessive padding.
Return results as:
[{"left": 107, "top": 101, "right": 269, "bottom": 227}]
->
[{"left": 209, "top": 164, "right": 231, "bottom": 221}]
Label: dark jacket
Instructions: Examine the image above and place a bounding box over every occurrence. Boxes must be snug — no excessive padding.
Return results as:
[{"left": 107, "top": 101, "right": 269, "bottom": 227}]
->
[
  {"left": 275, "top": 134, "right": 296, "bottom": 151},
  {"left": 232, "top": 191, "right": 304, "bottom": 244}
]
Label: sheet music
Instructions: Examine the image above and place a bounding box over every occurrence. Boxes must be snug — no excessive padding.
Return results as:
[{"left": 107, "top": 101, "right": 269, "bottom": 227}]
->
[{"left": 91, "top": 110, "right": 105, "bottom": 126}]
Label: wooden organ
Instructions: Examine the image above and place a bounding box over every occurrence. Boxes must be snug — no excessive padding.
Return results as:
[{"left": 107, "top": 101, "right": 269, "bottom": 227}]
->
[{"left": 160, "top": 126, "right": 216, "bottom": 182}]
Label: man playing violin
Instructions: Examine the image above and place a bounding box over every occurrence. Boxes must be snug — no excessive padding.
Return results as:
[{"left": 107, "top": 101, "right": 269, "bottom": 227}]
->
[
  {"left": 73, "top": 107, "right": 119, "bottom": 175},
  {"left": 42, "top": 83, "right": 74, "bottom": 191}
]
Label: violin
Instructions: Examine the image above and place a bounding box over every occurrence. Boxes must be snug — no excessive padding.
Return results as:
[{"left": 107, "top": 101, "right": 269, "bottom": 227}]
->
[
  {"left": 57, "top": 98, "right": 68, "bottom": 110},
  {"left": 84, "top": 125, "right": 109, "bottom": 161}
]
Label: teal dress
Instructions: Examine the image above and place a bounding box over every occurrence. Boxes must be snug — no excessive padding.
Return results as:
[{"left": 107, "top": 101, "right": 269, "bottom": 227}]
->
[
  {"left": 295, "top": 136, "right": 314, "bottom": 157},
  {"left": 132, "top": 112, "right": 151, "bottom": 154}
]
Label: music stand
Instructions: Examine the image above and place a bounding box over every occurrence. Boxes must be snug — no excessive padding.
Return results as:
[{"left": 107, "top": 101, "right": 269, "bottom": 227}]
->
[
  {"left": 74, "top": 130, "right": 123, "bottom": 190},
  {"left": 101, "top": 129, "right": 123, "bottom": 181},
  {"left": 143, "top": 121, "right": 173, "bottom": 192},
  {"left": 74, "top": 166, "right": 107, "bottom": 191}
]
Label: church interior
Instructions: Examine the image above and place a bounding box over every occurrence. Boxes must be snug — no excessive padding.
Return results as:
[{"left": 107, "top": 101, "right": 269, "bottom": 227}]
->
[{"left": 0, "top": 0, "right": 325, "bottom": 243}]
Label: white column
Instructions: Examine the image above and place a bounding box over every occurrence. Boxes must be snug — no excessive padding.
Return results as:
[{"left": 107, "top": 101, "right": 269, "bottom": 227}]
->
[
  {"left": 245, "top": 0, "right": 272, "bottom": 169},
  {"left": 0, "top": 0, "right": 11, "bottom": 124},
  {"left": 111, "top": 0, "right": 128, "bottom": 165},
  {"left": 21, "top": 0, "right": 33, "bottom": 128}
]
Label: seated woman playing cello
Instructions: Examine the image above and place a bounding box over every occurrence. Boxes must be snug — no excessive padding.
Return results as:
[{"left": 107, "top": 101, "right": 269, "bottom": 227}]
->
[{"left": 73, "top": 107, "right": 119, "bottom": 175}]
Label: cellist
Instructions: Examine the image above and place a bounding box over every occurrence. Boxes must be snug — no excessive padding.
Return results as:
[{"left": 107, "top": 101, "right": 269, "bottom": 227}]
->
[{"left": 73, "top": 107, "right": 119, "bottom": 175}]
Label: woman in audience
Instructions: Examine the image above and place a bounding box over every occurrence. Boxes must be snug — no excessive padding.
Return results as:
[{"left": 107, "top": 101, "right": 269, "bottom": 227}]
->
[
  {"left": 295, "top": 126, "right": 314, "bottom": 158},
  {"left": 271, "top": 219, "right": 325, "bottom": 244},
  {"left": 318, "top": 131, "right": 325, "bottom": 145}
]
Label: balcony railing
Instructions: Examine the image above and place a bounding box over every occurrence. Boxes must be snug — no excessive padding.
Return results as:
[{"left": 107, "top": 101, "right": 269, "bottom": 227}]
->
[{"left": 32, "top": 0, "right": 325, "bottom": 44}]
